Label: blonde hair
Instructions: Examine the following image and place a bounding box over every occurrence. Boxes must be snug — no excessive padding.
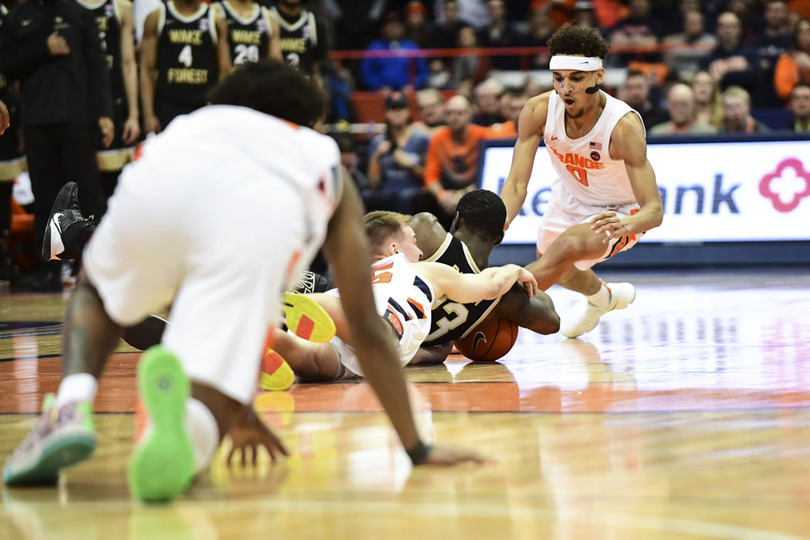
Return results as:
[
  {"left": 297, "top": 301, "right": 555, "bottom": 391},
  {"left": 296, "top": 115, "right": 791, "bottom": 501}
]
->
[
  {"left": 691, "top": 70, "right": 724, "bottom": 129},
  {"left": 364, "top": 211, "right": 412, "bottom": 253}
]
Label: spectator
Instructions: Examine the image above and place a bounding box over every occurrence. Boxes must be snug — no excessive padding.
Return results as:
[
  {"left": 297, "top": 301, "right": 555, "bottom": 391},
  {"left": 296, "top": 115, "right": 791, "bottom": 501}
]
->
[
  {"left": 571, "top": 0, "right": 608, "bottom": 36},
  {"left": 662, "top": 9, "right": 717, "bottom": 78},
  {"left": 609, "top": 0, "right": 662, "bottom": 65},
  {"left": 413, "top": 88, "right": 448, "bottom": 135},
  {"left": 331, "top": 0, "right": 385, "bottom": 51},
  {"left": 360, "top": 11, "right": 428, "bottom": 91},
  {"left": 526, "top": 8, "right": 554, "bottom": 69},
  {"left": 650, "top": 83, "right": 717, "bottom": 134},
  {"left": 691, "top": 69, "right": 724, "bottom": 129},
  {"left": 725, "top": 0, "right": 765, "bottom": 42},
  {"left": 140, "top": 0, "right": 231, "bottom": 134},
  {"left": 660, "top": 0, "right": 701, "bottom": 37},
  {"left": 453, "top": 24, "right": 491, "bottom": 93},
  {"left": 720, "top": 85, "right": 770, "bottom": 132},
  {"left": 773, "top": 17, "right": 810, "bottom": 102},
  {"left": 436, "top": 0, "right": 490, "bottom": 30},
  {"left": 405, "top": 1, "right": 432, "bottom": 49},
  {"left": 333, "top": 134, "right": 370, "bottom": 191},
  {"left": 270, "top": 0, "right": 329, "bottom": 91},
  {"left": 701, "top": 11, "right": 760, "bottom": 95},
  {"left": 487, "top": 87, "right": 527, "bottom": 138},
  {"left": 751, "top": 0, "right": 794, "bottom": 107},
  {"left": 430, "top": 0, "right": 468, "bottom": 49},
  {"left": 471, "top": 77, "right": 504, "bottom": 126},
  {"left": 786, "top": 81, "right": 810, "bottom": 131},
  {"left": 424, "top": 94, "right": 492, "bottom": 223},
  {"left": 477, "top": 0, "right": 525, "bottom": 70},
  {"left": 365, "top": 91, "right": 431, "bottom": 214},
  {"left": 1, "top": 0, "right": 114, "bottom": 290},
  {"left": 618, "top": 69, "right": 669, "bottom": 129}
]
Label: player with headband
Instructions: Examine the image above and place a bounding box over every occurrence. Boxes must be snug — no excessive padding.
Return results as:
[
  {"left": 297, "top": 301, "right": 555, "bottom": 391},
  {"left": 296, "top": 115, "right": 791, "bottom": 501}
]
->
[{"left": 500, "top": 23, "right": 664, "bottom": 338}]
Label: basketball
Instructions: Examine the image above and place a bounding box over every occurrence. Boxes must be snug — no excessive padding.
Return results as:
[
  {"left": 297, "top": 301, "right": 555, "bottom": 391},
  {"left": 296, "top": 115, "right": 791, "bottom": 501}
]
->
[{"left": 454, "top": 318, "right": 519, "bottom": 362}]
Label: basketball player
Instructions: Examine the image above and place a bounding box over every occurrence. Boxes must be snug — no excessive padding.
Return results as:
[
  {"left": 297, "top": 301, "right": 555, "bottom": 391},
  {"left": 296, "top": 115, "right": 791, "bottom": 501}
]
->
[
  {"left": 214, "top": 0, "right": 281, "bottom": 66},
  {"left": 410, "top": 189, "right": 560, "bottom": 364},
  {"left": 3, "top": 61, "right": 486, "bottom": 502},
  {"left": 78, "top": 0, "right": 141, "bottom": 198},
  {"left": 268, "top": 211, "right": 538, "bottom": 381},
  {"left": 270, "top": 0, "right": 327, "bottom": 90},
  {"left": 140, "top": 0, "right": 232, "bottom": 134},
  {"left": 500, "top": 24, "right": 664, "bottom": 338}
]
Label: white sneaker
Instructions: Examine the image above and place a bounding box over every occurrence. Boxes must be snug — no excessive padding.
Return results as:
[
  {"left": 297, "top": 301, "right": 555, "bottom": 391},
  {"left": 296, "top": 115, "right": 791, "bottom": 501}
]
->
[{"left": 560, "top": 282, "right": 636, "bottom": 338}]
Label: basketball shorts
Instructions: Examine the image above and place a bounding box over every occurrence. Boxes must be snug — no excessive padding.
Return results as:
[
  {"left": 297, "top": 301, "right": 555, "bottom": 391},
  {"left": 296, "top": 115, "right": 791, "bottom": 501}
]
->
[
  {"left": 84, "top": 155, "right": 314, "bottom": 405},
  {"left": 538, "top": 181, "right": 642, "bottom": 270}
]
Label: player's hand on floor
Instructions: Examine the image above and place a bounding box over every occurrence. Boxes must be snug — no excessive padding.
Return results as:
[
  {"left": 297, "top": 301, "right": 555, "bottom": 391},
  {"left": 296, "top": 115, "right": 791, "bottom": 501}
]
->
[
  {"left": 227, "top": 407, "right": 289, "bottom": 466},
  {"left": 418, "top": 444, "right": 492, "bottom": 466}
]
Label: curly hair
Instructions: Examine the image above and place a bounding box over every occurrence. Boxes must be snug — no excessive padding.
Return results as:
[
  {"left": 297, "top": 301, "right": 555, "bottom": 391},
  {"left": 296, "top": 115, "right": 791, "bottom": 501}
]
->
[
  {"left": 208, "top": 59, "right": 325, "bottom": 127},
  {"left": 547, "top": 23, "right": 610, "bottom": 59},
  {"left": 455, "top": 190, "right": 506, "bottom": 244}
]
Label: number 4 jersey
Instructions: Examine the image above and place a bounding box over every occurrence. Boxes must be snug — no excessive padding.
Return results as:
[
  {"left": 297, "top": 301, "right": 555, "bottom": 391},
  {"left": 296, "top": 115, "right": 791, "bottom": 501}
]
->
[{"left": 544, "top": 90, "right": 643, "bottom": 207}]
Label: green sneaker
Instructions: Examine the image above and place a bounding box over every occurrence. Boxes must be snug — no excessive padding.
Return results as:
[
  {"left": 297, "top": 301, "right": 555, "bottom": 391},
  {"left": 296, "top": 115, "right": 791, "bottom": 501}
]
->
[
  {"left": 128, "top": 346, "right": 195, "bottom": 503},
  {"left": 3, "top": 393, "right": 96, "bottom": 486}
]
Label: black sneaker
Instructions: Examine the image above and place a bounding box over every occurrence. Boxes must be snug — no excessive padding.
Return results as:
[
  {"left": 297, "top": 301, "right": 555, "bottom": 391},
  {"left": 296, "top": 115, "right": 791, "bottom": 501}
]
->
[{"left": 42, "top": 182, "right": 93, "bottom": 261}]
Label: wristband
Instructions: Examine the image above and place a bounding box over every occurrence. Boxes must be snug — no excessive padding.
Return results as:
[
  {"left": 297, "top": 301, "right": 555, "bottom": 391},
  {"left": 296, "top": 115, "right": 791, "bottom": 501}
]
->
[{"left": 406, "top": 440, "right": 431, "bottom": 465}]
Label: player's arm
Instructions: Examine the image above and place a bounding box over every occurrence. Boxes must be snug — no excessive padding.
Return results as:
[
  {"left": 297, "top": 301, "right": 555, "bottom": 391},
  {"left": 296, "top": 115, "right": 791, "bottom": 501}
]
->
[
  {"left": 140, "top": 9, "right": 161, "bottom": 134},
  {"left": 492, "top": 285, "right": 560, "bottom": 335},
  {"left": 214, "top": 12, "right": 233, "bottom": 79},
  {"left": 411, "top": 212, "right": 447, "bottom": 259},
  {"left": 410, "top": 342, "right": 454, "bottom": 365},
  {"left": 418, "top": 262, "right": 537, "bottom": 304},
  {"left": 266, "top": 8, "right": 282, "bottom": 60},
  {"left": 593, "top": 113, "right": 664, "bottom": 242},
  {"left": 501, "top": 92, "right": 549, "bottom": 228},
  {"left": 324, "top": 176, "right": 485, "bottom": 466},
  {"left": 117, "top": 0, "right": 141, "bottom": 145}
]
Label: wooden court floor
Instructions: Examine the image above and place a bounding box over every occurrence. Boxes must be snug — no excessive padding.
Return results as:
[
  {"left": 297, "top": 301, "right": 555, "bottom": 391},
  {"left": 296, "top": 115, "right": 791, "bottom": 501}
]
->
[{"left": 1, "top": 269, "right": 809, "bottom": 539}]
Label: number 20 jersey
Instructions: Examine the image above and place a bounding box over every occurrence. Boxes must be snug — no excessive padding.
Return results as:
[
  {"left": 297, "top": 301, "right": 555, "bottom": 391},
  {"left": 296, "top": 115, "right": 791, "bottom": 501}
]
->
[
  {"left": 544, "top": 90, "right": 643, "bottom": 207},
  {"left": 420, "top": 234, "right": 500, "bottom": 347}
]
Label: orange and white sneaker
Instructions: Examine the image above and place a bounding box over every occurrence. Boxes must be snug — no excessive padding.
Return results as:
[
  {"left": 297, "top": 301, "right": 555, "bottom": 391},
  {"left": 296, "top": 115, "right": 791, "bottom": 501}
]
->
[
  {"left": 282, "top": 292, "right": 336, "bottom": 343},
  {"left": 259, "top": 349, "right": 295, "bottom": 391},
  {"left": 560, "top": 282, "right": 636, "bottom": 338}
]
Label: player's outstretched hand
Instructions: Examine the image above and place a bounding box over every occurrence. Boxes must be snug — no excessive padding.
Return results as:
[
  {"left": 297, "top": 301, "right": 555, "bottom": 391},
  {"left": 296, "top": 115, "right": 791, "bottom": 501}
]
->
[
  {"left": 516, "top": 267, "right": 538, "bottom": 297},
  {"left": 419, "top": 444, "right": 492, "bottom": 466},
  {"left": 227, "top": 406, "right": 289, "bottom": 466},
  {"left": 590, "top": 210, "right": 630, "bottom": 244}
]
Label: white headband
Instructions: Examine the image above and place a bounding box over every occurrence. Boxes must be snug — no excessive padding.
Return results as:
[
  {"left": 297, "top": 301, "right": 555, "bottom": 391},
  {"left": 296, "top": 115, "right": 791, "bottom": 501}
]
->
[{"left": 549, "top": 56, "right": 603, "bottom": 71}]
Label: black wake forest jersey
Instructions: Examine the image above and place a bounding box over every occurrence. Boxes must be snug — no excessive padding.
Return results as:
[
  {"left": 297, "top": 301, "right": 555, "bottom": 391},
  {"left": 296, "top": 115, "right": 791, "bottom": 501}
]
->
[
  {"left": 268, "top": 7, "right": 323, "bottom": 75},
  {"left": 217, "top": 1, "right": 272, "bottom": 66},
  {"left": 421, "top": 233, "right": 501, "bottom": 346},
  {"left": 156, "top": 1, "right": 218, "bottom": 107},
  {"left": 77, "top": 0, "right": 125, "bottom": 102}
]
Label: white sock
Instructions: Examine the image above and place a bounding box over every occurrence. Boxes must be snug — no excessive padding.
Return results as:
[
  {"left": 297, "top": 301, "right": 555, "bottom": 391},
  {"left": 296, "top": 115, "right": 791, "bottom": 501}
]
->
[
  {"left": 54, "top": 373, "right": 98, "bottom": 408},
  {"left": 185, "top": 398, "right": 220, "bottom": 474},
  {"left": 586, "top": 282, "right": 611, "bottom": 308}
]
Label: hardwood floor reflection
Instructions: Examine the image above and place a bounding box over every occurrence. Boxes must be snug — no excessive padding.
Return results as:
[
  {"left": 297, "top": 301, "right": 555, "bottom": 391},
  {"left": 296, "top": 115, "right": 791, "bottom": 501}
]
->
[{"left": 2, "top": 270, "right": 810, "bottom": 539}]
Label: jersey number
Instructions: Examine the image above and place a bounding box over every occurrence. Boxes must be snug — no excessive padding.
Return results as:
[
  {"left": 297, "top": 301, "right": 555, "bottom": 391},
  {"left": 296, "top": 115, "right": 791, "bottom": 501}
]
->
[
  {"left": 371, "top": 262, "right": 393, "bottom": 284},
  {"left": 178, "top": 44, "right": 193, "bottom": 67},
  {"left": 426, "top": 301, "right": 469, "bottom": 341},
  {"left": 566, "top": 164, "right": 589, "bottom": 187},
  {"left": 234, "top": 44, "right": 260, "bottom": 65}
]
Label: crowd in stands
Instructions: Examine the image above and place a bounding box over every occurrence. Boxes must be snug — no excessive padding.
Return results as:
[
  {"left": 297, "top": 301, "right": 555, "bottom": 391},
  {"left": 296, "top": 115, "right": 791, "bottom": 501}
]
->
[{"left": 1, "top": 0, "right": 810, "bottom": 288}]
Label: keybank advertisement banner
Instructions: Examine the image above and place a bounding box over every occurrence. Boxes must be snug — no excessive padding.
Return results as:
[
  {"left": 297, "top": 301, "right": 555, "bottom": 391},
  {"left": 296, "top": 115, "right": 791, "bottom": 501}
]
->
[{"left": 479, "top": 139, "right": 810, "bottom": 244}]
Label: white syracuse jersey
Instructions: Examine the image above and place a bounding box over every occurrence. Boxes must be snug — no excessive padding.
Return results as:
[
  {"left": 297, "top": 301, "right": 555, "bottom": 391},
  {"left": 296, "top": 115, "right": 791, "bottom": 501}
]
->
[
  {"left": 544, "top": 90, "right": 643, "bottom": 206},
  {"left": 137, "top": 105, "right": 342, "bottom": 287},
  {"left": 337, "top": 253, "right": 435, "bottom": 376}
]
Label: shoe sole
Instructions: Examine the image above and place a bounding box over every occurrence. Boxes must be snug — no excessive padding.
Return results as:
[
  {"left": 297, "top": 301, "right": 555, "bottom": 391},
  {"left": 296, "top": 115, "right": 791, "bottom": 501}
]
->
[
  {"left": 282, "top": 292, "right": 336, "bottom": 343},
  {"left": 3, "top": 428, "right": 96, "bottom": 486},
  {"left": 259, "top": 350, "right": 295, "bottom": 391},
  {"left": 128, "top": 346, "right": 195, "bottom": 503}
]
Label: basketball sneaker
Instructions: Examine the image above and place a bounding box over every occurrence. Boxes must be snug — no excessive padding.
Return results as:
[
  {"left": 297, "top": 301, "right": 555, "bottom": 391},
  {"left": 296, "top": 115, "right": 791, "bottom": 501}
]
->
[
  {"left": 560, "top": 282, "right": 636, "bottom": 338},
  {"left": 42, "top": 181, "right": 95, "bottom": 261},
  {"left": 3, "top": 394, "right": 96, "bottom": 486},
  {"left": 128, "top": 346, "right": 195, "bottom": 502},
  {"left": 293, "top": 270, "right": 331, "bottom": 295},
  {"left": 258, "top": 349, "right": 295, "bottom": 391},
  {"left": 282, "top": 292, "right": 336, "bottom": 343}
]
